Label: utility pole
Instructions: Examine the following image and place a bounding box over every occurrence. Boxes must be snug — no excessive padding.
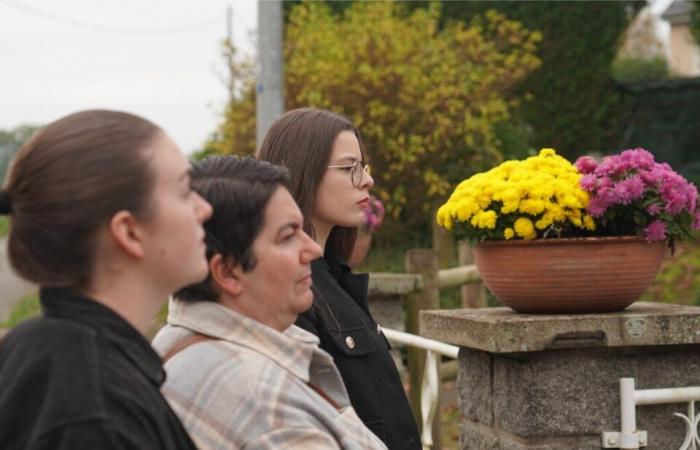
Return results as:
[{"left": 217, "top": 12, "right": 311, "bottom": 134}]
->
[
  {"left": 256, "top": 0, "right": 284, "bottom": 146},
  {"left": 225, "top": 6, "right": 235, "bottom": 101}
]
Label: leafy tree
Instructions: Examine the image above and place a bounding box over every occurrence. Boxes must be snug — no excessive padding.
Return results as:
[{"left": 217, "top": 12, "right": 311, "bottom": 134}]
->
[
  {"left": 196, "top": 36, "right": 256, "bottom": 160},
  {"left": 439, "top": 1, "right": 639, "bottom": 160},
  {"left": 206, "top": 1, "right": 541, "bottom": 233},
  {"left": 691, "top": 1, "right": 700, "bottom": 45},
  {"left": 0, "top": 125, "right": 37, "bottom": 184}
]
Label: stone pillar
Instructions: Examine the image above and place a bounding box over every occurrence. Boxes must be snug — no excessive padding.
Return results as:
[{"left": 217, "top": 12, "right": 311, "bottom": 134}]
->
[
  {"left": 367, "top": 272, "right": 423, "bottom": 378},
  {"left": 421, "top": 302, "right": 700, "bottom": 449}
]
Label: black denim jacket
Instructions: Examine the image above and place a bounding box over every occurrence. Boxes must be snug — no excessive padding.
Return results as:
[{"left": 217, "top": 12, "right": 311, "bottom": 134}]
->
[
  {"left": 0, "top": 288, "right": 196, "bottom": 450},
  {"left": 296, "top": 252, "right": 422, "bottom": 450}
]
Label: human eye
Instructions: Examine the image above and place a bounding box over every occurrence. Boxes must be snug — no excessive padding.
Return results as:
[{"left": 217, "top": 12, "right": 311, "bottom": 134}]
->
[
  {"left": 279, "top": 225, "right": 298, "bottom": 243},
  {"left": 181, "top": 175, "right": 194, "bottom": 197}
]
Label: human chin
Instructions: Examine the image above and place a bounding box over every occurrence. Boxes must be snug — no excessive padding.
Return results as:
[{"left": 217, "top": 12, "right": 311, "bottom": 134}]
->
[
  {"left": 339, "top": 208, "right": 365, "bottom": 227},
  {"left": 186, "top": 247, "right": 210, "bottom": 284},
  {"left": 298, "top": 292, "right": 314, "bottom": 312},
  {"left": 292, "top": 285, "right": 314, "bottom": 311}
]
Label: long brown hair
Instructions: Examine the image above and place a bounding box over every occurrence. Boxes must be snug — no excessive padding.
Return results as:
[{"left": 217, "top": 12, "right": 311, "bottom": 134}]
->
[
  {"left": 4, "top": 109, "right": 161, "bottom": 288},
  {"left": 256, "top": 108, "right": 365, "bottom": 261}
]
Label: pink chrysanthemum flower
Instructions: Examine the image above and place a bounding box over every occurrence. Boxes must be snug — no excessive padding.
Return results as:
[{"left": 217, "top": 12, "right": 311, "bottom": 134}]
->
[
  {"left": 579, "top": 147, "right": 700, "bottom": 242},
  {"left": 644, "top": 220, "right": 667, "bottom": 241},
  {"left": 580, "top": 174, "right": 597, "bottom": 191},
  {"left": 647, "top": 203, "right": 662, "bottom": 215},
  {"left": 575, "top": 156, "right": 598, "bottom": 174},
  {"left": 613, "top": 176, "right": 645, "bottom": 204},
  {"left": 586, "top": 198, "right": 607, "bottom": 218}
]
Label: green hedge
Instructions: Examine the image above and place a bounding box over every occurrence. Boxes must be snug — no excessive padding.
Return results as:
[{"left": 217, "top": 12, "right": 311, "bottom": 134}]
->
[
  {"left": 0, "top": 217, "right": 8, "bottom": 238},
  {"left": 440, "top": 1, "right": 641, "bottom": 159},
  {"left": 619, "top": 77, "right": 700, "bottom": 187}
]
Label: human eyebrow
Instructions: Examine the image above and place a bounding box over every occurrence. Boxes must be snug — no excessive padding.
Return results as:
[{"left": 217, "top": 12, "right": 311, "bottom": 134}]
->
[
  {"left": 330, "top": 155, "right": 360, "bottom": 165},
  {"left": 177, "top": 168, "right": 192, "bottom": 183}
]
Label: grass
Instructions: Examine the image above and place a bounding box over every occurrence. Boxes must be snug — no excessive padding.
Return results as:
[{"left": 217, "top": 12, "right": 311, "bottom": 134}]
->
[
  {"left": 0, "top": 217, "right": 8, "bottom": 237},
  {"left": 641, "top": 239, "right": 700, "bottom": 305},
  {"left": 2, "top": 291, "right": 40, "bottom": 328},
  {"left": 357, "top": 243, "right": 409, "bottom": 273},
  {"left": 0, "top": 290, "right": 170, "bottom": 337},
  {"left": 440, "top": 396, "right": 461, "bottom": 450}
]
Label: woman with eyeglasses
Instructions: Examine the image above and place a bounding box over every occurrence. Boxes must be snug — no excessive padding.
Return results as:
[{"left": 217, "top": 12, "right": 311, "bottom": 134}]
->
[{"left": 257, "top": 108, "right": 421, "bottom": 450}]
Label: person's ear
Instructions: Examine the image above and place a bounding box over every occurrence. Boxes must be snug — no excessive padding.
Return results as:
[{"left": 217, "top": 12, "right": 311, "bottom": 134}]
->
[
  {"left": 109, "top": 210, "right": 145, "bottom": 259},
  {"left": 210, "top": 254, "right": 243, "bottom": 296}
]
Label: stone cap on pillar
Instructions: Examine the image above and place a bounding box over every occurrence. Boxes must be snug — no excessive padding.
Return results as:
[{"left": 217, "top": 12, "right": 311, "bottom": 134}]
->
[{"left": 420, "top": 301, "right": 700, "bottom": 353}]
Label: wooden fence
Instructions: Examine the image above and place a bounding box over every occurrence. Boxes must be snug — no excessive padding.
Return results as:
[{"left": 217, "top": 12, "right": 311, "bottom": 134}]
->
[{"left": 366, "top": 241, "right": 485, "bottom": 449}]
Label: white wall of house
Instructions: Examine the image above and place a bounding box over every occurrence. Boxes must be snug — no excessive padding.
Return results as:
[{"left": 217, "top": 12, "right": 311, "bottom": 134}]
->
[
  {"left": 668, "top": 22, "right": 700, "bottom": 75},
  {"left": 661, "top": 0, "right": 700, "bottom": 76}
]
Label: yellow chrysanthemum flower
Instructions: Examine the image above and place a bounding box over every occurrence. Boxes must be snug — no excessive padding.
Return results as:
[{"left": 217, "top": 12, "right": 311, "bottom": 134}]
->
[
  {"left": 514, "top": 217, "right": 536, "bottom": 239},
  {"left": 504, "top": 228, "right": 515, "bottom": 239},
  {"left": 436, "top": 148, "right": 592, "bottom": 241}
]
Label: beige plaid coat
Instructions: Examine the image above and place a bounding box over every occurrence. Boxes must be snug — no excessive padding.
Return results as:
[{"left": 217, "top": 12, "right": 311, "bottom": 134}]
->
[{"left": 152, "top": 299, "right": 387, "bottom": 450}]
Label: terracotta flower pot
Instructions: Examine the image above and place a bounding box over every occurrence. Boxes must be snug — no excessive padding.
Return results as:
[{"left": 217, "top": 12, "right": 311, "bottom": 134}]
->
[{"left": 472, "top": 236, "right": 667, "bottom": 313}]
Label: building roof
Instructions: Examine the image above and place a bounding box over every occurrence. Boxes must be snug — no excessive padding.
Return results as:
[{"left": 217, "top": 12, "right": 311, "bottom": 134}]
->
[{"left": 662, "top": 0, "right": 694, "bottom": 25}]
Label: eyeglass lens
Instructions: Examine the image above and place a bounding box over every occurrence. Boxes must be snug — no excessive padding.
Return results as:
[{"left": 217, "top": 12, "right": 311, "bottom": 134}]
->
[{"left": 352, "top": 161, "right": 370, "bottom": 186}]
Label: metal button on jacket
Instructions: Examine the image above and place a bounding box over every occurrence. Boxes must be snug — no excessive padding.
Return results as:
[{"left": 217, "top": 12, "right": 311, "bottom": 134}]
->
[{"left": 345, "top": 336, "right": 355, "bottom": 349}]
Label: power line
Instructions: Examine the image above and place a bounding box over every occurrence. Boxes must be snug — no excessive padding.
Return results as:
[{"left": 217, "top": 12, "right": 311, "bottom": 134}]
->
[{"left": 0, "top": 0, "right": 223, "bottom": 36}]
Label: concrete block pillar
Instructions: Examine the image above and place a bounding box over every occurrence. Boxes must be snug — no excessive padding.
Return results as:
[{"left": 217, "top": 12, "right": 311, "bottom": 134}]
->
[{"left": 421, "top": 303, "right": 700, "bottom": 449}]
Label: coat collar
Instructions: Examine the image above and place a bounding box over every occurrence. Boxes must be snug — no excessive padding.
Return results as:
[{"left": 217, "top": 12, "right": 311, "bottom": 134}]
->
[
  {"left": 313, "top": 252, "right": 370, "bottom": 314},
  {"left": 40, "top": 287, "right": 166, "bottom": 386},
  {"left": 166, "top": 298, "right": 321, "bottom": 382}
]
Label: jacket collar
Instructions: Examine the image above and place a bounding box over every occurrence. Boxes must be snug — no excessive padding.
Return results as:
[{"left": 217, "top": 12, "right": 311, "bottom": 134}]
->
[
  {"left": 40, "top": 287, "right": 166, "bottom": 386},
  {"left": 313, "top": 252, "right": 370, "bottom": 314},
  {"left": 166, "top": 298, "right": 320, "bottom": 382}
]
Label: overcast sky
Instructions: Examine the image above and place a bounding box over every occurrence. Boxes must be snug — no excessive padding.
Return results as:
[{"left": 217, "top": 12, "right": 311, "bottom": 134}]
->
[{"left": 0, "top": 0, "right": 257, "bottom": 154}]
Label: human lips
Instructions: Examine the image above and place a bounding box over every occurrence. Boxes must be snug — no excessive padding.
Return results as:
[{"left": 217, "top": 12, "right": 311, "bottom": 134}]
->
[
  {"left": 297, "top": 272, "right": 312, "bottom": 285},
  {"left": 295, "top": 273, "right": 313, "bottom": 293},
  {"left": 357, "top": 197, "right": 370, "bottom": 208},
  {"left": 196, "top": 229, "right": 207, "bottom": 247}
]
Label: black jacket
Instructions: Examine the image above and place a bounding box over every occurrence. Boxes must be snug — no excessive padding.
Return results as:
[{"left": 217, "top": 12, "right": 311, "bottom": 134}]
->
[
  {"left": 296, "top": 252, "right": 422, "bottom": 450},
  {"left": 0, "top": 288, "right": 197, "bottom": 450}
]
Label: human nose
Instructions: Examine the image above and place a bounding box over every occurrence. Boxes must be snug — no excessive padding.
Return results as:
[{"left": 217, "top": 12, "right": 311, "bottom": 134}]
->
[
  {"left": 300, "top": 231, "right": 322, "bottom": 262},
  {"left": 359, "top": 168, "right": 374, "bottom": 190},
  {"left": 194, "top": 192, "right": 213, "bottom": 223}
]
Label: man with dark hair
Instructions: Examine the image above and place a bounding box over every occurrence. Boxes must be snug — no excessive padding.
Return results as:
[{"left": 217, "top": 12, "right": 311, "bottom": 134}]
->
[{"left": 152, "top": 156, "right": 387, "bottom": 450}]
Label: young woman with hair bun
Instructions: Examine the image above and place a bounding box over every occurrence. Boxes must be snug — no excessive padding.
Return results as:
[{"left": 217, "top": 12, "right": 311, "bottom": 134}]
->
[{"left": 0, "top": 109, "right": 211, "bottom": 449}]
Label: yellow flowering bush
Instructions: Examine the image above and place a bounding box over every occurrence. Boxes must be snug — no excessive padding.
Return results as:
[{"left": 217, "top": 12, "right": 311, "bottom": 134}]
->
[{"left": 436, "top": 149, "right": 595, "bottom": 242}]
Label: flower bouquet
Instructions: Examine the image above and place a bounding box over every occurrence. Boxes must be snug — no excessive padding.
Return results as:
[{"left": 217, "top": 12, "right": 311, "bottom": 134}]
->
[
  {"left": 435, "top": 148, "right": 700, "bottom": 313},
  {"left": 576, "top": 148, "right": 700, "bottom": 246},
  {"left": 436, "top": 148, "right": 595, "bottom": 243}
]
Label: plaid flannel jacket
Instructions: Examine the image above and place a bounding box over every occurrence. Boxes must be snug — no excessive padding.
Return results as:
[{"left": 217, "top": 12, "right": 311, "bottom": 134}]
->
[{"left": 152, "top": 299, "right": 388, "bottom": 450}]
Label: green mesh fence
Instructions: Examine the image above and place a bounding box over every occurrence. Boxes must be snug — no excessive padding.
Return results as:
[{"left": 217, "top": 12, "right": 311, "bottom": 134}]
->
[{"left": 620, "top": 77, "right": 700, "bottom": 186}]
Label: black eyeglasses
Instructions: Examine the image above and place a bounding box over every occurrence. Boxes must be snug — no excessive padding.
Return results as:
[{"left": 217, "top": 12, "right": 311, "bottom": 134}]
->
[{"left": 327, "top": 160, "right": 371, "bottom": 187}]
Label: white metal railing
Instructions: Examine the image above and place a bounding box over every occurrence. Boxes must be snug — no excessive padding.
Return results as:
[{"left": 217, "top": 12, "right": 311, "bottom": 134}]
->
[
  {"left": 602, "top": 378, "right": 700, "bottom": 449},
  {"left": 381, "top": 327, "right": 459, "bottom": 450}
]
